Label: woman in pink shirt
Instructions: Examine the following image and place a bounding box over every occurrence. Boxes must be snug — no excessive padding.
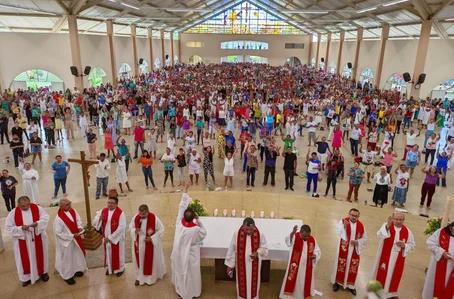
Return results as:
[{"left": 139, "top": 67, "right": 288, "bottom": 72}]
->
[{"left": 381, "top": 147, "right": 398, "bottom": 174}]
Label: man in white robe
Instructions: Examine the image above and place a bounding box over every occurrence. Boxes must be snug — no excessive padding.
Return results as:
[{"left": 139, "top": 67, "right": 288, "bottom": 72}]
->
[
  {"left": 53, "top": 199, "right": 88, "bottom": 285},
  {"left": 225, "top": 217, "right": 268, "bottom": 299},
  {"left": 331, "top": 208, "right": 367, "bottom": 296},
  {"left": 18, "top": 160, "right": 40, "bottom": 205},
  {"left": 5, "top": 196, "right": 49, "bottom": 287},
  {"left": 93, "top": 196, "right": 126, "bottom": 276},
  {"left": 422, "top": 222, "right": 454, "bottom": 299},
  {"left": 129, "top": 203, "right": 166, "bottom": 286},
  {"left": 171, "top": 181, "right": 207, "bottom": 299},
  {"left": 371, "top": 212, "right": 415, "bottom": 298},
  {"left": 280, "top": 225, "right": 321, "bottom": 299}
]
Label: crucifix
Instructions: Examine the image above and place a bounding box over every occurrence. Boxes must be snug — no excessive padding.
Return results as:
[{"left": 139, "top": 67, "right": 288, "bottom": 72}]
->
[{"left": 68, "top": 150, "right": 102, "bottom": 250}]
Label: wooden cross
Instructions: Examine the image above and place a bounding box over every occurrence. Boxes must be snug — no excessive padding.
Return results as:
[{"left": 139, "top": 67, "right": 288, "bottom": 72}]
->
[{"left": 68, "top": 151, "right": 101, "bottom": 250}]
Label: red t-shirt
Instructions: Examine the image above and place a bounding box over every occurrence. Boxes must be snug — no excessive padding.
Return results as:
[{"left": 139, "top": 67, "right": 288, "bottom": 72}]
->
[
  {"left": 239, "top": 132, "right": 250, "bottom": 145},
  {"left": 134, "top": 126, "right": 145, "bottom": 142}
]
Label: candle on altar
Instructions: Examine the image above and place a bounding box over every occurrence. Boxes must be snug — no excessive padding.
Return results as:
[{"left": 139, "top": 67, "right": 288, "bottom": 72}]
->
[
  {"left": 241, "top": 210, "right": 246, "bottom": 217},
  {"left": 260, "top": 211, "right": 265, "bottom": 218},
  {"left": 214, "top": 209, "right": 218, "bottom": 216},
  {"left": 251, "top": 211, "right": 255, "bottom": 218},
  {"left": 223, "top": 209, "right": 228, "bottom": 217},
  {"left": 232, "top": 210, "right": 236, "bottom": 217},
  {"left": 270, "top": 211, "right": 275, "bottom": 219},
  {"left": 441, "top": 196, "right": 453, "bottom": 227}
]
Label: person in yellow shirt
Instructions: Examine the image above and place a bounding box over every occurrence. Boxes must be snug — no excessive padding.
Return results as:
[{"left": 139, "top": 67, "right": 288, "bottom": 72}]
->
[{"left": 275, "top": 112, "right": 283, "bottom": 136}]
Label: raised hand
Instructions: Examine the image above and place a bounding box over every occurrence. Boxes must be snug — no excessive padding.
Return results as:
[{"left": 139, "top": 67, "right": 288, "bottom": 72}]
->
[{"left": 386, "top": 216, "right": 393, "bottom": 229}]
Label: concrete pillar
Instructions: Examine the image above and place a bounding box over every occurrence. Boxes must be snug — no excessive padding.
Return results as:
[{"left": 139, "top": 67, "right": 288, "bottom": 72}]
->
[
  {"left": 324, "top": 32, "right": 331, "bottom": 72},
  {"left": 131, "top": 24, "right": 138, "bottom": 77},
  {"left": 307, "top": 34, "right": 313, "bottom": 65},
  {"left": 106, "top": 20, "right": 117, "bottom": 85},
  {"left": 170, "top": 31, "right": 174, "bottom": 66},
  {"left": 68, "top": 15, "right": 83, "bottom": 91},
  {"left": 410, "top": 20, "right": 432, "bottom": 99},
  {"left": 375, "top": 24, "right": 390, "bottom": 88},
  {"left": 337, "top": 31, "right": 345, "bottom": 75},
  {"left": 160, "top": 30, "right": 165, "bottom": 66},
  {"left": 315, "top": 33, "right": 321, "bottom": 69},
  {"left": 178, "top": 33, "right": 181, "bottom": 64},
  {"left": 352, "top": 28, "right": 363, "bottom": 80},
  {"left": 147, "top": 28, "right": 153, "bottom": 71}
]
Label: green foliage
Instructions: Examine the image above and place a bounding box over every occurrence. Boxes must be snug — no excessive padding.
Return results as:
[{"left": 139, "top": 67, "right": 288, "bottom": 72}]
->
[
  {"left": 423, "top": 217, "right": 447, "bottom": 236},
  {"left": 188, "top": 199, "right": 208, "bottom": 216}
]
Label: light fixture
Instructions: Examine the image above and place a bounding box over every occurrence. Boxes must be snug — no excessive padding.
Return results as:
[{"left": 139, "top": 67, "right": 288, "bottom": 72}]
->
[
  {"left": 445, "top": 18, "right": 454, "bottom": 21},
  {"left": 120, "top": 3, "right": 139, "bottom": 10},
  {"left": 382, "top": 0, "right": 409, "bottom": 7},
  {"left": 0, "top": 4, "right": 31, "bottom": 11},
  {"left": 108, "top": 0, "right": 117, "bottom": 2},
  {"left": 166, "top": 8, "right": 212, "bottom": 13},
  {"left": 282, "top": 10, "right": 329, "bottom": 14},
  {"left": 33, "top": 10, "right": 57, "bottom": 15},
  {"left": 357, "top": 7, "right": 377, "bottom": 13}
]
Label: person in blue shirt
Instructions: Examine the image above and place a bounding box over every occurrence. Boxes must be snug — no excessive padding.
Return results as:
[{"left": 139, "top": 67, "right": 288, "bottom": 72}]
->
[
  {"left": 225, "top": 131, "right": 236, "bottom": 149},
  {"left": 436, "top": 149, "right": 449, "bottom": 187},
  {"left": 306, "top": 150, "right": 322, "bottom": 196},
  {"left": 51, "top": 155, "right": 71, "bottom": 199}
]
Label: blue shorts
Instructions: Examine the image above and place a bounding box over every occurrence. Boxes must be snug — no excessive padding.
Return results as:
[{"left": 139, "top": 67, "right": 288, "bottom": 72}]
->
[
  {"left": 405, "top": 159, "right": 417, "bottom": 168},
  {"left": 31, "top": 145, "right": 42, "bottom": 153}
]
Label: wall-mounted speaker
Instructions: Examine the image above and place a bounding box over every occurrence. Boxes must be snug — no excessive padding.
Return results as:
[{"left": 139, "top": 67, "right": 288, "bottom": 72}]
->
[
  {"left": 321, "top": 58, "right": 324, "bottom": 63},
  {"left": 347, "top": 62, "right": 352, "bottom": 69},
  {"left": 139, "top": 58, "right": 143, "bottom": 65},
  {"left": 70, "top": 66, "right": 79, "bottom": 77},
  {"left": 417, "top": 73, "right": 426, "bottom": 84},
  {"left": 403, "top": 72, "right": 411, "bottom": 82},
  {"left": 84, "top": 66, "right": 91, "bottom": 76}
]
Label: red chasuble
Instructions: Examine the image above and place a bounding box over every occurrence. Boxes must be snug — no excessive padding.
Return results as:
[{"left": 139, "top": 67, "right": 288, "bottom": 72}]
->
[
  {"left": 237, "top": 226, "right": 261, "bottom": 299},
  {"left": 283, "top": 235, "right": 316, "bottom": 298},
  {"left": 101, "top": 207, "right": 123, "bottom": 271},
  {"left": 58, "top": 208, "right": 86, "bottom": 256},
  {"left": 335, "top": 218, "right": 364, "bottom": 285},
  {"left": 134, "top": 212, "right": 156, "bottom": 275},
  {"left": 375, "top": 224, "right": 408, "bottom": 293},
  {"left": 434, "top": 229, "right": 454, "bottom": 299},
  {"left": 14, "top": 203, "right": 45, "bottom": 276}
]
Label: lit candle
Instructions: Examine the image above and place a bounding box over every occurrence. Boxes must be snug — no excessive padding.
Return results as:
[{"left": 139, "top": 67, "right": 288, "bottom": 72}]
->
[
  {"left": 232, "top": 210, "right": 236, "bottom": 217},
  {"left": 270, "top": 211, "right": 275, "bottom": 219},
  {"left": 260, "top": 211, "right": 265, "bottom": 218},
  {"left": 251, "top": 211, "right": 255, "bottom": 218},
  {"left": 241, "top": 210, "right": 246, "bottom": 217},
  {"left": 441, "top": 196, "right": 453, "bottom": 227},
  {"left": 223, "top": 209, "right": 228, "bottom": 217},
  {"left": 214, "top": 209, "right": 218, "bottom": 216}
]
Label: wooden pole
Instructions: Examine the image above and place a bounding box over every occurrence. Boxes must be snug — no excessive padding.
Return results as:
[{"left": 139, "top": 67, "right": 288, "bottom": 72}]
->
[{"left": 441, "top": 196, "right": 453, "bottom": 227}]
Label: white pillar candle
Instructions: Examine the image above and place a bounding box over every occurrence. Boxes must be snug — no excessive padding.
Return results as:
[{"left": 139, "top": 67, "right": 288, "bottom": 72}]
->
[
  {"left": 251, "top": 211, "right": 255, "bottom": 218},
  {"left": 270, "top": 211, "right": 275, "bottom": 219},
  {"left": 214, "top": 209, "right": 218, "bottom": 216},
  {"left": 223, "top": 209, "right": 228, "bottom": 217},
  {"left": 260, "top": 211, "right": 265, "bottom": 218},
  {"left": 232, "top": 210, "right": 236, "bottom": 217},
  {"left": 241, "top": 210, "right": 246, "bottom": 217},
  {"left": 441, "top": 196, "right": 453, "bottom": 227}
]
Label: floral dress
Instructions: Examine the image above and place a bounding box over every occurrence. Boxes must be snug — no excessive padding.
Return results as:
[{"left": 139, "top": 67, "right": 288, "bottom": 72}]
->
[{"left": 217, "top": 134, "right": 225, "bottom": 159}]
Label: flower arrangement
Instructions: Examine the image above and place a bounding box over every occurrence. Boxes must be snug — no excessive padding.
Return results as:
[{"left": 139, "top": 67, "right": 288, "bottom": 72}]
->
[
  {"left": 423, "top": 217, "right": 447, "bottom": 236},
  {"left": 188, "top": 199, "right": 208, "bottom": 216}
]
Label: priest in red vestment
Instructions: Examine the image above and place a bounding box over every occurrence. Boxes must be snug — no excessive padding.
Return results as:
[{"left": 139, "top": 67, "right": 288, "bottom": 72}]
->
[
  {"left": 5, "top": 196, "right": 50, "bottom": 287},
  {"left": 129, "top": 204, "right": 166, "bottom": 286},
  {"left": 279, "top": 224, "right": 321, "bottom": 299},
  {"left": 225, "top": 217, "right": 268, "bottom": 299},
  {"left": 53, "top": 199, "right": 87, "bottom": 285},
  {"left": 422, "top": 221, "right": 454, "bottom": 299},
  {"left": 93, "top": 197, "right": 126, "bottom": 277},
  {"left": 371, "top": 212, "right": 415, "bottom": 298},
  {"left": 331, "top": 208, "right": 367, "bottom": 296}
]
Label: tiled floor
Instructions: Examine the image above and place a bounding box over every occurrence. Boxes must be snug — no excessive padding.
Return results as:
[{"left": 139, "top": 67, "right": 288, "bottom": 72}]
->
[{"left": 0, "top": 123, "right": 452, "bottom": 299}]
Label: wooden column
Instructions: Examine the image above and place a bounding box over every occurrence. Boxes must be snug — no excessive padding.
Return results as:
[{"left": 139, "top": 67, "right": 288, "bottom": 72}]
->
[
  {"left": 324, "top": 32, "right": 331, "bottom": 72},
  {"left": 375, "top": 24, "right": 390, "bottom": 88},
  {"left": 352, "top": 27, "right": 363, "bottom": 80},
  {"left": 68, "top": 15, "right": 83, "bottom": 91},
  {"left": 178, "top": 33, "right": 182, "bottom": 64},
  {"left": 160, "top": 30, "right": 165, "bottom": 66},
  {"left": 106, "top": 20, "right": 117, "bottom": 85},
  {"left": 337, "top": 31, "right": 345, "bottom": 75},
  {"left": 307, "top": 34, "right": 313, "bottom": 65},
  {"left": 410, "top": 20, "right": 432, "bottom": 99},
  {"left": 131, "top": 24, "right": 138, "bottom": 77},
  {"left": 170, "top": 31, "right": 174, "bottom": 66},
  {"left": 315, "top": 33, "right": 321, "bottom": 69},
  {"left": 147, "top": 28, "right": 153, "bottom": 70}
]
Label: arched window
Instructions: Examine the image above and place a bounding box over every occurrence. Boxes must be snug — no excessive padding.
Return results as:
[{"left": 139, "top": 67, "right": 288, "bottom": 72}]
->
[
  {"left": 221, "top": 41, "right": 269, "bottom": 50},
  {"left": 12, "top": 69, "right": 64, "bottom": 91},
  {"left": 431, "top": 79, "right": 454, "bottom": 100},
  {"left": 284, "top": 57, "right": 302, "bottom": 67},
  {"left": 342, "top": 64, "right": 352, "bottom": 78},
  {"left": 384, "top": 73, "right": 407, "bottom": 94},
  {"left": 311, "top": 58, "right": 316, "bottom": 68},
  {"left": 154, "top": 58, "right": 161, "bottom": 70},
  {"left": 188, "top": 55, "right": 203, "bottom": 65},
  {"left": 329, "top": 62, "right": 336, "bottom": 74},
  {"left": 119, "top": 63, "right": 132, "bottom": 79},
  {"left": 139, "top": 60, "right": 149, "bottom": 74},
  {"left": 359, "top": 68, "right": 374, "bottom": 86},
  {"left": 88, "top": 67, "right": 107, "bottom": 87}
]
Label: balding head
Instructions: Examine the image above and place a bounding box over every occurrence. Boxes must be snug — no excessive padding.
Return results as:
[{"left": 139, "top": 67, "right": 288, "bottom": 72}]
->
[
  {"left": 59, "top": 199, "right": 72, "bottom": 211},
  {"left": 18, "top": 196, "right": 30, "bottom": 211},
  {"left": 392, "top": 211, "right": 405, "bottom": 228}
]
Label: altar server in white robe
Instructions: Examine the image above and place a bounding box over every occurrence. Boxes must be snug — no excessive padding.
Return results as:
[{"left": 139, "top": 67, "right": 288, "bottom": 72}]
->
[
  {"left": 371, "top": 212, "right": 415, "bottom": 299},
  {"left": 93, "top": 196, "right": 126, "bottom": 276},
  {"left": 331, "top": 208, "right": 367, "bottom": 296},
  {"left": 5, "top": 196, "right": 50, "bottom": 287},
  {"left": 225, "top": 217, "right": 269, "bottom": 299},
  {"left": 18, "top": 160, "right": 40, "bottom": 205},
  {"left": 171, "top": 180, "right": 207, "bottom": 299},
  {"left": 422, "top": 221, "right": 454, "bottom": 299},
  {"left": 53, "top": 199, "right": 88, "bottom": 285},
  {"left": 129, "top": 204, "right": 166, "bottom": 286},
  {"left": 280, "top": 225, "right": 321, "bottom": 299}
]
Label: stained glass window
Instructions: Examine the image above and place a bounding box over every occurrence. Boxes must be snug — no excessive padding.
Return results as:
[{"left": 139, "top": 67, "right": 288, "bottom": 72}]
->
[
  {"left": 433, "top": 79, "right": 454, "bottom": 91},
  {"left": 385, "top": 73, "right": 406, "bottom": 91},
  {"left": 343, "top": 64, "right": 352, "bottom": 78},
  {"left": 359, "top": 68, "right": 374, "bottom": 85},
  {"left": 329, "top": 62, "right": 336, "bottom": 74},
  {"left": 88, "top": 67, "right": 107, "bottom": 87},
  {"left": 185, "top": 2, "right": 305, "bottom": 35},
  {"left": 13, "top": 69, "right": 63, "bottom": 90}
]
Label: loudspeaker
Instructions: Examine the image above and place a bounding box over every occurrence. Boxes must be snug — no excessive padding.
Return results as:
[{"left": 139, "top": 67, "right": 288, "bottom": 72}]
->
[
  {"left": 165, "top": 55, "right": 169, "bottom": 60},
  {"left": 403, "top": 72, "right": 411, "bottom": 82},
  {"left": 417, "top": 73, "right": 426, "bottom": 84},
  {"left": 84, "top": 66, "right": 91, "bottom": 76},
  {"left": 321, "top": 58, "right": 324, "bottom": 63},
  {"left": 139, "top": 58, "right": 143, "bottom": 65},
  {"left": 70, "top": 66, "right": 78, "bottom": 77},
  {"left": 347, "top": 62, "right": 352, "bottom": 69}
]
